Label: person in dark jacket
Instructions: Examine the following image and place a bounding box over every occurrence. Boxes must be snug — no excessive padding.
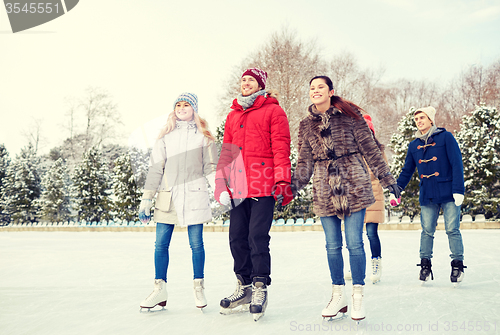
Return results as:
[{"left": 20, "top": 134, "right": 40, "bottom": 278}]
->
[
  {"left": 395, "top": 106, "right": 466, "bottom": 287},
  {"left": 215, "top": 68, "right": 292, "bottom": 320},
  {"left": 288, "top": 76, "right": 400, "bottom": 321}
]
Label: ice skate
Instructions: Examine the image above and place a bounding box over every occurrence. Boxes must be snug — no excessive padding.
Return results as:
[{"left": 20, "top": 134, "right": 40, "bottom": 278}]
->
[
  {"left": 345, "top": 269, "right": 352, "bottom": 280},
  {"left": 417, "top": 258, "right": 433, "bottom": 285},
  {"left": 450, "top": 260, "right": 467, "bottom": 288},
  {"left": 322, "top": 284, "right": 348, "bottom": 321},
  {"left": 249, "top": 277, "right": 268, "bottom": 322},
  {"left": 351, "top": 284, "right": 365, "bottom": 323},
  {"left": 193, "top": 278, "right": 207, "bottom": 309},
  {"left": 370, "top": 257, "right": 382, "bottom": 284},
  {"left": 220, "top": 274, "right": 252, "bottom": 315},
  {"left": 140, "top": 279, "right": 168, "bottom": 312}
]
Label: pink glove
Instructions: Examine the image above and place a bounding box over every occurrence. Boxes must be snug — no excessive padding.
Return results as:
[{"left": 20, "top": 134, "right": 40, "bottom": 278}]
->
[{"left": 390, "top": 193, "right": 401, "bottom": 207}]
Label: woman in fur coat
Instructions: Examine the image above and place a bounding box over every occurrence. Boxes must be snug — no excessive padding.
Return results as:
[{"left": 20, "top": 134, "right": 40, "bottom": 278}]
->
[
  {"left": 138, "top": 93, "right": 218, "bottom": 311},
  {"left": 290, "top": 76, "right": 401, "bottom": 321}
]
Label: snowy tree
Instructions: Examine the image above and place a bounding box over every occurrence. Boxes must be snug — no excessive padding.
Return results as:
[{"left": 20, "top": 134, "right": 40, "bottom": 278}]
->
[
  {"left": 71, "top": 146, "right": 112, "bottom": 222},
  {"left": 388, "top": 108, "right": 420, "bottom": 218},
  {"left": 1, "top": 143, "right": 41, "bottom": 222},
  {"left": 455, "top": 105, "right": 500, "bottom": 218},
  {"left": 0, "top": 144, "right": 11, "bottom": 221},
  {"left": 128, "top": 146, "right": 150, "bottom": 189},
  {"left": 112, "top": 153, "right": 142, "bottom": 221},
  {"left": 273, "top": 142, "right": 314, "bottom": 220},
  {"left": 39, "top": 158, "right": 71, "bottom": 222}
]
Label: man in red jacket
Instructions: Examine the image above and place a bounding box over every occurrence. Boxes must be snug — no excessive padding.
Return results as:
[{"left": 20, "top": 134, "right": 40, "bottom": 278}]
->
[{"left": 215, "top": 68, "right": 292, "bottom": 321}]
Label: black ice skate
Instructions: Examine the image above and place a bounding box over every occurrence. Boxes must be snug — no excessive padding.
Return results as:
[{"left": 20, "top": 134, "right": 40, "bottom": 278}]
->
[
  {"left": 417, "top": 258, "right": 433, "bottom": 284},
  {"left": 220, "top": 274, "right": 252, "bottom": 315},
  {"left": 249, "top": 277, "right": 268, "bottom": 322},
  {"left": 450, "top": 260, "right": 467, "bottom": 288}
]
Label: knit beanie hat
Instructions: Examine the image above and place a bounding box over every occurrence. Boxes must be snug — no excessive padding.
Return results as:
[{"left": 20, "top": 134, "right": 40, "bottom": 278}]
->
[
  {"left": 363, "top": 114, "right": 375, "bottom": 134},
  {"left": 173, "top": 92, "right": 198, "bottom": 113},
  {"left": 241, "top": 68, "right": 268, "bottom": 89},
  {"left": 415, "top": 106, "right": 436, "bottom": 125}
]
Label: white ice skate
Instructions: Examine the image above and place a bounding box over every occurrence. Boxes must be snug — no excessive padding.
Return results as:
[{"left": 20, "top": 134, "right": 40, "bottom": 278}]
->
[
  {"left": 322, "top": 284, "right": 348, "bottom": 321},
  {"left": 351, "top": 284, "right": 365, "bottom": 323},
  {"left": 370, "top": 257, "right": 382, "bottom": 284},
  {"left": 220, "top": 274, "right": 252, "bottom": 315},
  {"left": 194, "top": 278, "right": 207, "bottom": 309},
  {"left": 345, "top": 269, "right": 352, "bottom": 280},
  {"left": 140, "top": 279, "right": 168, "bottom": 312},
  {"left": 249, "top": 279, "right": 268, "bottom": 322}
]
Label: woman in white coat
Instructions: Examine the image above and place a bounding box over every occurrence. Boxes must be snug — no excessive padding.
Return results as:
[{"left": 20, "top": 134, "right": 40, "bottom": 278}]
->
[{"left": 138, "top": 93, "right": 218, "bottom": 311}]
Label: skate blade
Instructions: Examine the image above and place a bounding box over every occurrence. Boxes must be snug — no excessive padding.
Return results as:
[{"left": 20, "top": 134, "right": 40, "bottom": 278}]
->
[
  {"left": 140, "top": 306, "right": 166, "bottom": 313},
  {"left": 220, "top": 304, "right": 249, "bottom": 315},
  {"left": 253, "top": 312, "right": 265, "bottom": 321},
  {"left": 352, "top": 318, "right": 365, "bottom": 326},
  {"left": 452, "top": 282, "right": 461, "bottom": 288},
  {"left": 323, "top": 313, "right": 347, "bottom": 322}
]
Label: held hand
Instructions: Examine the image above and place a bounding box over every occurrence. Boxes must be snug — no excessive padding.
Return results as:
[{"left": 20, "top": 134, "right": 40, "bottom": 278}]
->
[
  {"left": 219, "top": 191, "right": 231, "bottom": 206},
  {"left": 453, "top": 194, "right": 464, "bottom": 206},
  {"left": 387, "top": 184, "right": 402, "bottom": 199},
  {"left": 389, "top": 193, "right": 401, "bottom": 207},
  {"left": 138, "top": 199, "right": 152, "bottom": 224},
  {"left": 272, "top": 183, "right": 297, "bottom": 211}
]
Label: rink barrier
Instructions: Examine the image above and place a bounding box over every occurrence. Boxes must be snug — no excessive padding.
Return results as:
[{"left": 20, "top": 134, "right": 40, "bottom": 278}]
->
[{"left": 1, "top": 215, "right": 499, "bottom": 232}]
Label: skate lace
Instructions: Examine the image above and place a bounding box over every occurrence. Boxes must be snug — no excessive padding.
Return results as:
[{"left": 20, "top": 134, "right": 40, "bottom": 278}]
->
[
  {"left": 145, "top": 287, "right": 161, "bottom": 302},
  {"left": 227, "top": 283, "right": 246, "bottom": 302},
  {"left": 251, "top": 286, "right": 266, "bottom": 305},
  {"left": 194, "top": 286, "right": 204, "bottom": 301},
  {"left": 352, "top": 292, "right": 362, "bottom": 311},
  {"left": 372, "top": 260, "right": 379, "bottom": 274}
]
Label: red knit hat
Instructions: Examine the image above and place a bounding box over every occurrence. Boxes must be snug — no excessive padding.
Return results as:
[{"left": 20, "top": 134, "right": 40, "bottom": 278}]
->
[
  {"left": 363, "top": 114, "right": 375, "bottom": 134},
  {"left": 241, "top": 68, "right": 268, "bottom": 89}
]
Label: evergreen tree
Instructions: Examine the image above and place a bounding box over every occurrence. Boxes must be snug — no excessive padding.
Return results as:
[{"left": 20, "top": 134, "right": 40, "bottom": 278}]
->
[
  {"left": 388, "top": 108, "right": 421, "bottom": 218},
  {"left": 1, "top": 143, "right": 41, "bottom": 222},
  {"left": 71, "top": 146, "right": 112, "bottom": 222},
  {"left": 112, "top": 153, "right": 142, "bottom": 221},
  {"left": 274, "top": 142, "right": 314, "bottom": 220},
  {"left": 39, "top": 158, "right": 71, "bottom": 222},
  {"left": 0, "top": 144, "right": 11, "bottom": 222},
  {"left": 455, "top": 105, "right": 500, "bottom": 218}
]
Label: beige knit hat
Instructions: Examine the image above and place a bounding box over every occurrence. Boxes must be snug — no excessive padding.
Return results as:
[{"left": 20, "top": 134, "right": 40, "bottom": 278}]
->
[{"left": 415, "top": 106, "right": 436, "bottom": 125}]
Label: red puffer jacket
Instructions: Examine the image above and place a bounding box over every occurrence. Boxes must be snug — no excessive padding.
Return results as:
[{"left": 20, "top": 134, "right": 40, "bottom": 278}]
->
[{"left": 215, "top": 94, "right": 291, "bottom": 201}]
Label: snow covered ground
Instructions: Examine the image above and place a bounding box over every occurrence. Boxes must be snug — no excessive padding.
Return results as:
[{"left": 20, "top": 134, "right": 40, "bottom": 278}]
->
[{"left": 1, "top": 229, "right": 499, "bottom": 335}]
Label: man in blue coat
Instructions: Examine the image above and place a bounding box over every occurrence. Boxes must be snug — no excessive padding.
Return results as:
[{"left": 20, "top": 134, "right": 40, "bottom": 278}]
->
[{"left": 395, "top": 106, "right": 466, "bottom": 287}]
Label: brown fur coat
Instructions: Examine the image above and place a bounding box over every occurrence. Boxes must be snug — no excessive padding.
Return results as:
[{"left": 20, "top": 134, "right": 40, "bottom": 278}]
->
[{"left": 292, "top": 105, "right": 396, "bottom": 218}]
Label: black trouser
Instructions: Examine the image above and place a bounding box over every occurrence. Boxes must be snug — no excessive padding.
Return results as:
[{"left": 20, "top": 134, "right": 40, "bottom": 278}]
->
[{"left": 229, "top": 196, "right": 275, "bottom": 285}]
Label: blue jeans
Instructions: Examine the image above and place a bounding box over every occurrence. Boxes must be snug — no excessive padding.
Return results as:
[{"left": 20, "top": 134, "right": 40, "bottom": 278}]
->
[
  {"left": 154, "top": 223, "right": 205, "bottom": 281},
  {"left": 320, "top": 209, "right": 366, "bottom": 286},
  {"left": 420, "top": 200, "right": 464, "bottom": 261},
  {"left": 365, "top": 222, "right": 381, "bottom": 259}
]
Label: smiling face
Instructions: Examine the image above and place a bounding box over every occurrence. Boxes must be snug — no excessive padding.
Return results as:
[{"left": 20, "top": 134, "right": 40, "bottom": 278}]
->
[
  {"left": 174, "top": 101, "right": 194, "bottom": 121},
  {"left": 309, "top": 78, "right": 334, "bottom": 112},
  {"left": 241, "top": 75, "right": 262, "bottom": 96},
  {"left": 414, "top": 111, "right": 433, "bottom": 134}
]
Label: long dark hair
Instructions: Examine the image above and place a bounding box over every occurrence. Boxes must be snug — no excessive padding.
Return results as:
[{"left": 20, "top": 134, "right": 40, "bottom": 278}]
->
[{"left": 310, "top": 76, "right": 363, "bottom": 120}]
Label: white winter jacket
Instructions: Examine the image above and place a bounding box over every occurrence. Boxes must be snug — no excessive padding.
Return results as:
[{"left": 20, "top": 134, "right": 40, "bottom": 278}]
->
[{"left": 142, "top": 120, "right": 218, "bottom": 226}]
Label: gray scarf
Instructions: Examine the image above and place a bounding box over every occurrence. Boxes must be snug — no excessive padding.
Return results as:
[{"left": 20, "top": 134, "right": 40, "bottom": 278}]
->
[
  {"left": 415, "top": 124, "right": 438, "bottom": 144},
  {"left": 237, "top": 90, "right": 266, "bottom": 110}
]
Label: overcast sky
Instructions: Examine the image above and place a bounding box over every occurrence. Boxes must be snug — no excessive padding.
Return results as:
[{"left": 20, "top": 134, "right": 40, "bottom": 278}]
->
[{"left": 1, "top": 0, "right": 499, "bottom": 157}]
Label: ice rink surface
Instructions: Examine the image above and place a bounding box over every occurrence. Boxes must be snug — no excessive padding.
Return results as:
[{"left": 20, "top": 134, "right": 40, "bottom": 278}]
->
[{"left": 1, "top": 229, "right": 499, "bottom": 335}]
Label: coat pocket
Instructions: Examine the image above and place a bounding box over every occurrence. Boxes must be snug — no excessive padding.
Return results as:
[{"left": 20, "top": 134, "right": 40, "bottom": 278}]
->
[{"left": 156, "top": 190, "right": 172, "bottom": 212}]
